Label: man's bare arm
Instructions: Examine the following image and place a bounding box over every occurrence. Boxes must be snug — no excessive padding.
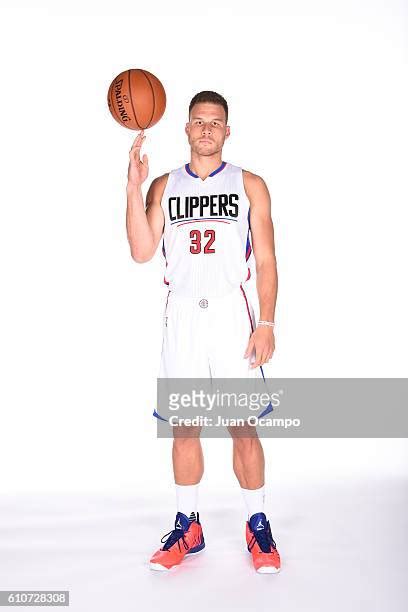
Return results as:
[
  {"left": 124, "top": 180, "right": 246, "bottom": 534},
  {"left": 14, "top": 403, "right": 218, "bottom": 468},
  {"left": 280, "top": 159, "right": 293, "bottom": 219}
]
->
[
  {"left": 126, "top": 175, "right": 167, "bottom": 262},
  {"left": 243, "top": 170, "right": 278, "bottom": 321},
  {"left": 125, "top": 130, "right": 167, "bottom": 262},
  {"left": 242, "top": 170, "right": 278, "bottom": 367}
]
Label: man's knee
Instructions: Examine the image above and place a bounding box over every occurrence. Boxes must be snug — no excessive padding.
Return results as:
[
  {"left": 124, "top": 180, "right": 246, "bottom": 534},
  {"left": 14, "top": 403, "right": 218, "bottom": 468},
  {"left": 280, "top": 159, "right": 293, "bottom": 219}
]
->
[
  {"left": 172, "top": 425, "right": 202, "bottom": 446},
  {"left": 228, "top": 423, "right": 259, "bottom": 442}
]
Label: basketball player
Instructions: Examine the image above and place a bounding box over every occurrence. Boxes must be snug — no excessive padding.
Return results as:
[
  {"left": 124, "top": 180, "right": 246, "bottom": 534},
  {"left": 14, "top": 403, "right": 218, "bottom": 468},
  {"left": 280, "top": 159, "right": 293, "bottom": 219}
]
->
[{"left": 126, "top": 91, "right": 280, "bottom": 573}]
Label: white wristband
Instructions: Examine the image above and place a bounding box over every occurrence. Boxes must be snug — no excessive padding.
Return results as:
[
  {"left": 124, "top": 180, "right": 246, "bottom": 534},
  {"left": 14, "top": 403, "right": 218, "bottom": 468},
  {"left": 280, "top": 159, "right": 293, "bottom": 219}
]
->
[{"left": 258, "top": 320, "right": 275, "bottom": 328}]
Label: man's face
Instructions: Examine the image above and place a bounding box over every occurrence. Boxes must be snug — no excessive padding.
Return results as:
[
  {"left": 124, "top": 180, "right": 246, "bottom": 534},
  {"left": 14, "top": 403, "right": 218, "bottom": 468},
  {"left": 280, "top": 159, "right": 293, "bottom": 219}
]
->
[{"left": 185, "top": 102, "right": 230, "bottom": 156}]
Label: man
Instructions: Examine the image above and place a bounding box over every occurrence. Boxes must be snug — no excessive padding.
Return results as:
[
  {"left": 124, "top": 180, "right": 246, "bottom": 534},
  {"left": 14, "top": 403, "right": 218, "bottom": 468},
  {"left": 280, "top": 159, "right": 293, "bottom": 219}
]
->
[{"left": 126, "top": 91, "right": 280, "bottom": 573}]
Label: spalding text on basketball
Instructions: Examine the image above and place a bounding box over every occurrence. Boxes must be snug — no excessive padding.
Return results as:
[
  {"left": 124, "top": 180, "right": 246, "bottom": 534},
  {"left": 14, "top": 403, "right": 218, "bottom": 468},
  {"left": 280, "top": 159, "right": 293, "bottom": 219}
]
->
[{"left": 114, "top": 79, "right": 131, "bottom": 123}]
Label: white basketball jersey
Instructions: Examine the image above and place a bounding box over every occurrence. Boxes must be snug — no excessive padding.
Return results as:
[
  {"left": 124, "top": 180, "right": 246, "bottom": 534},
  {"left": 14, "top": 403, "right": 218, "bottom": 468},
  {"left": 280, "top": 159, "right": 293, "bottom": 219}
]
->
[{"left": 160, "top": 161, "right": 253, "bottom": 297}]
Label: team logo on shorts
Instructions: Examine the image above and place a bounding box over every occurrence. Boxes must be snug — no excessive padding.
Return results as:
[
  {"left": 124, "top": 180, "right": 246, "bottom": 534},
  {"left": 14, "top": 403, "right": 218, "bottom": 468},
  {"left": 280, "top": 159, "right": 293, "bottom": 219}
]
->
[{"left": 199, "top": 298, "right": 208, "bottom": 308}]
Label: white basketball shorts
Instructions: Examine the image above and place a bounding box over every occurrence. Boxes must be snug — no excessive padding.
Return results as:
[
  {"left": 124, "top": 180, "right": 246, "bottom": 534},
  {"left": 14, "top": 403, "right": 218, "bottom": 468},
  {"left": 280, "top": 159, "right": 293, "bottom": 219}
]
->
[{"left": 153, "top": 284, "right": 273, "bottom": 420}]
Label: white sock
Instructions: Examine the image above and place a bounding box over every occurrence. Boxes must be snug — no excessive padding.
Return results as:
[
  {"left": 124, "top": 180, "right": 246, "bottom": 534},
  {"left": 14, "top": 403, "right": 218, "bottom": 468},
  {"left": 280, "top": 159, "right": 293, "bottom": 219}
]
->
[
  {"left": 241, "top": 485, "right": 266, "bottom": 520},
  {"left": 175, "top": 483, "right": 199, "bottom": 519}
]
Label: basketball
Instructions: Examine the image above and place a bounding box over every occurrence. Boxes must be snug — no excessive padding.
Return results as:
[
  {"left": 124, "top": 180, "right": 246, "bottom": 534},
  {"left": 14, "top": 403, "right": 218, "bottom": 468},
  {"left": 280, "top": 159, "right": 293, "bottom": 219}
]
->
[{"left": 107, "top": 68, "right": 166, "bottom": 130}]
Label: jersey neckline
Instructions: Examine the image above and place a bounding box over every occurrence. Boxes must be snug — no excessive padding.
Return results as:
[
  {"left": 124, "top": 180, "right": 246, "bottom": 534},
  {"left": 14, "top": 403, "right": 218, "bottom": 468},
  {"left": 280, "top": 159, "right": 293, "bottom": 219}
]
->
[{"left": 184, "top": 161, "right": 227, "bottom": 181}]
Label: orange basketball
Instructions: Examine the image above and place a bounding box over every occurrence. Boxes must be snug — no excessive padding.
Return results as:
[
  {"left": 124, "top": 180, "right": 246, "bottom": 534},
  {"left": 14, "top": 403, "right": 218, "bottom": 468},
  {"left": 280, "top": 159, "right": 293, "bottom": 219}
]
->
[{"left": 107, "top": 68, "right": 166, "bottom": 130}]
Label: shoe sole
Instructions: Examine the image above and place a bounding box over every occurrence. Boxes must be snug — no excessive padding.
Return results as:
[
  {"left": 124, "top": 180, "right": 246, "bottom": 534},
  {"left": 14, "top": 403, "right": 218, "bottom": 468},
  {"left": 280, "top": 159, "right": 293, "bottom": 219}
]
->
[
  {"left": 149, "top": 545, "right": 205, "bottom": 571},
  {"left": 256, "top": 565, "right": 281, "bottom": 574}
]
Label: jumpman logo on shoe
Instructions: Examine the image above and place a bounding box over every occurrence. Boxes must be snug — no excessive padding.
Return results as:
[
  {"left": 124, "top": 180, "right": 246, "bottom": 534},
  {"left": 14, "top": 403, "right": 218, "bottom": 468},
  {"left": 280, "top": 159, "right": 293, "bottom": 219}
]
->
[
  {"left": 176, "top": 519, "right": 182, "bottom": 529},
  {"left": 256, "top": 519, "right": 264, "bottom": 531}
]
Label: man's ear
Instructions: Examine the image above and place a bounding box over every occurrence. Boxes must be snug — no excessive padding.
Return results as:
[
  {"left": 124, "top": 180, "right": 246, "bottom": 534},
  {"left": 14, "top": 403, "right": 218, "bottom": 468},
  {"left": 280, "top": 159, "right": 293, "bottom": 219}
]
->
[
  {"left": 185, "top": 122, "right": 190, "bottom": 135},
  {"left": 225, "top": 125, "right": 231, "bottom": 139}
]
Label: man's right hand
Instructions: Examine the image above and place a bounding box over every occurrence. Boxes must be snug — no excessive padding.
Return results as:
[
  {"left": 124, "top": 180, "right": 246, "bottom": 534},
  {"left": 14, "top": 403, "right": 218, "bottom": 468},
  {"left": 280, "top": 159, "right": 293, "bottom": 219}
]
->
[{"left": 127, "top": 130, "right": 149, "bottom": 188}]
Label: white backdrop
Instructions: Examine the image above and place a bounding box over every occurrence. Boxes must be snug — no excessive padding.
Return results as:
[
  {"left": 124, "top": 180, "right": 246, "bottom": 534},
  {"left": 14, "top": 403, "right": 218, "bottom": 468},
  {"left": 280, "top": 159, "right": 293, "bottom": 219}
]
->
[{"left": 1, "top": 0, "right": 407, "bottom": 497}]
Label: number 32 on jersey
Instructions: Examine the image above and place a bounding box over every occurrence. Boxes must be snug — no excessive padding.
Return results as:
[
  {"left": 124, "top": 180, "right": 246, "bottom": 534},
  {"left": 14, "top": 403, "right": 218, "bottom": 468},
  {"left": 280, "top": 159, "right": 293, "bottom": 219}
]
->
[{"left": 189, "top": 229, "right": 216, "bottom": 254}]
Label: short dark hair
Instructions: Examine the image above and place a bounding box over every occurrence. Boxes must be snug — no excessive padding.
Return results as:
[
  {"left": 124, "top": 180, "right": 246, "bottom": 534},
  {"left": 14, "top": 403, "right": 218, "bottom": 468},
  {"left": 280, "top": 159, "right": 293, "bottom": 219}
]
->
[{"left": 189, "top": 91, "right": 228, "bottom": 123}]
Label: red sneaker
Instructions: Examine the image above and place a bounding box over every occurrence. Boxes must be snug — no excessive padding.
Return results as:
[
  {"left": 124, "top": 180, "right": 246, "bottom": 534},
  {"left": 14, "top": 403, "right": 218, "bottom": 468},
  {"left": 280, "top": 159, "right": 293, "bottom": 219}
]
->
[
  {"left": 150, "top": 512, "right": 205, "bottom": 571},
  {"left": 246, "top": 512, "right": 281, "bottom": 573}
]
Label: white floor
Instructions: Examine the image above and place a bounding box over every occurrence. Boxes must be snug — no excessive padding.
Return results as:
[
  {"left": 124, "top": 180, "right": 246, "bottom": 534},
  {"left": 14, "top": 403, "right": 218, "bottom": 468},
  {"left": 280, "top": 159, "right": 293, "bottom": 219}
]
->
[{"left": 1, "top": 479, "right": 407, "bottom": 612}]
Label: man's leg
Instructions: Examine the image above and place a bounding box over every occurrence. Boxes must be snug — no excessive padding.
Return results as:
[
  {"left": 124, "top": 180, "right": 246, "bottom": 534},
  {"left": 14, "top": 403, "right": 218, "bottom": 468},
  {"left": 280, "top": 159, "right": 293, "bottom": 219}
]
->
[
  {"left": 228, "top": 423, "right": 281, "bottom": 573},
  {"left": 229, "top": 423, "right": 266, "bottom": 517},
  {"left": 173, "top": 425, "right": 204, "bottom": 517},
  {"left": 173, "top": 425, "right": 204, "bottom": 484},
  {"left": 229, "top": 423, "right": 265, "bottom": 491},
  {"left": 150, "top": 425, "right": 206, "bottom": 571}
]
